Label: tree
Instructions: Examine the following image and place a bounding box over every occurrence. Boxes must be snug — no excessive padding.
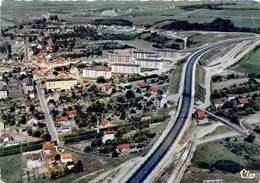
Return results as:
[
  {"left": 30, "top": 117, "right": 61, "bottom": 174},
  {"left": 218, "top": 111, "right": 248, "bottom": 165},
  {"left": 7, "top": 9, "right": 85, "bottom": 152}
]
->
[
  {"left": 74, "top": 161, "right": 84, "bottom": 172},
  {"left": 54, "top": 154, "right": 61, "bottom": 161},
  {"left": 32, "top": 130, "right": 41, "bottom": 137},
  {"left": 29, "top": 105, "right": 35, "bottom": 113},
  {"left": 126, "top": 90, "right": 135, "bottom": 99},
  {"left": 96, "top": 76, "right": 106, "bottom": 83}
]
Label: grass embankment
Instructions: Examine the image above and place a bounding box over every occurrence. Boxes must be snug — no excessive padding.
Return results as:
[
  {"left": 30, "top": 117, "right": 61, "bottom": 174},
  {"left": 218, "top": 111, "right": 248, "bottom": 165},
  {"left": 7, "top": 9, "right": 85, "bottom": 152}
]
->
[{"left": 235, "top": 46, "right": 260, "bottom": 75}]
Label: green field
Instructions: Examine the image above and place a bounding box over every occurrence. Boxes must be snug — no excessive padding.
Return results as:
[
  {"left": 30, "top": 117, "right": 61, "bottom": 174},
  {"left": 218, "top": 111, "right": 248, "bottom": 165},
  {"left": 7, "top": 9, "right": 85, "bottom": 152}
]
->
[
  {"left": 192, "top": 137, "right": 260, "bottom": 168},
  {"left": 235, "top": 46, "right": 260, "bottom": 74},
  {"left": 2, "top": 1, "right": 260, "bottom": 29},
  {"left": 0, "top": 154, "right": 24, "bottom": 183}
]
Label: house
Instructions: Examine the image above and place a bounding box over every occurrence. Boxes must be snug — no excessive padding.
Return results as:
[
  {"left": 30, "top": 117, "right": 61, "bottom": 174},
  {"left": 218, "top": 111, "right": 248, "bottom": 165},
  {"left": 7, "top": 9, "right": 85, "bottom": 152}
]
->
[
  {"left": 111, "top": 63, "right": 141, "bottom": 74},
  {"left": 213, "top": 100, "right": 225, "bottom": 108},
  {"left": 237, "top": 97, "right": 249, "bottom": 107},
  {"left": 116, "top": 144, "right": 130, "bottom": 154},
  {"left": 226, "top": 93, "right": 236, "bottom": 101},
  {"left": 149, "top": 85, "right": 158, "bottom": 93},
  {"left": 1, "top": 133, "right": 13, "bottom": 143},
  {"left": 102, "top": 131, "right": 115, "bottom": 144},
  {"left": 55, "top": 116, "right": 68, "bottom": 126},
  {"left": 99, "top": 118, "right": 112, "bottom": 128},
  {"left": 45, "top": 78, "right": 77, "bottom": 90},
  {"left": 43, "top": 142, "right": 56, "bottom": 158},
  {"left": 27, "top": 153, "right": 42, "bottom": 169},
  {"left": 98, "top": 84, "right": 113, "bottom": 95},
  {"left": 197, "top": 110, "right": 206, "bottom": 120},
  {"left": 70, "top": 67, "right": 79, "bottom": 76},
  {"left": 28, "top": 91, "right": 35, "bottom": 99},
  {"left": 21, "top": 76, "right": 34, "bottom": 94},
  {"left": 58, "top": 123, "right": 72, "bottom": 134},
  {"left": 65, "top": 110, "right": 77, "bottom": 118},
  {"left": 83, "top": 67, "right": 112, "bottom": 79},
  {"left": 61, "top": 153, "right": 73, "bottom": 163},
  {"left": 27, "top": 117, "right": 39, "bottom": 125}
]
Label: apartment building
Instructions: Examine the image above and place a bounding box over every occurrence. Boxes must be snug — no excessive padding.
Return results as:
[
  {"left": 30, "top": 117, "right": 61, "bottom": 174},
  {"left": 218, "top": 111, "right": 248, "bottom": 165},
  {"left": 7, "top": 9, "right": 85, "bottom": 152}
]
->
[
  {"left": 135, "top": 58, "right": 163, "bottom": 69},
  {"left": 111, "top": 63, "right": 141, "bottom": 74},
  {"left": 83, "top": 67, "right": 112, "bottom": 79},
  {"left": 45, "top": 78, "right": 77, "bottom": 90}
]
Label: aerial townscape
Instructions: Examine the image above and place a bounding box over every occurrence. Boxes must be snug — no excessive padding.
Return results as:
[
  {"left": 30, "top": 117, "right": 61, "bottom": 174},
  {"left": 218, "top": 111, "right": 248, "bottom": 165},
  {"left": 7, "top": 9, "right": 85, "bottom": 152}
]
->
[{"left": 1, "top": 0, "right": 260, "bottom": 183}]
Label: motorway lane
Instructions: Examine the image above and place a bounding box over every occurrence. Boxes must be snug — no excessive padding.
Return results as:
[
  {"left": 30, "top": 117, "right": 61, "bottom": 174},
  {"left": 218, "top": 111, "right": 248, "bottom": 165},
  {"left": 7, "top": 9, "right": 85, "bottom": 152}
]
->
[{"left": 126, "top": 44, "right": 226, "bottom": 183}]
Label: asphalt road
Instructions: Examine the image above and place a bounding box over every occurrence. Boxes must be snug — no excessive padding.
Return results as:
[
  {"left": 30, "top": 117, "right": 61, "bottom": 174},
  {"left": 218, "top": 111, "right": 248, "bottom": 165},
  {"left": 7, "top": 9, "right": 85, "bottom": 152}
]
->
[
  {"left": 126, "top": 41, "right": 238, "bottom": 183},
  {"left": 36, "top": 83, "right": 60, "bottom": 143}
]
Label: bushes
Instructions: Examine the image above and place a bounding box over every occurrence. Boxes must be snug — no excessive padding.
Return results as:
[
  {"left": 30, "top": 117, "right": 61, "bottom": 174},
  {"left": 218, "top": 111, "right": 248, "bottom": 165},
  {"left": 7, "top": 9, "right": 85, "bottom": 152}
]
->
[
  {"left": 213, "top": 160, "right": 242, "bottom": 173},
  {"left": 0, "top": 141, "right": 43, "bottom": 157}
]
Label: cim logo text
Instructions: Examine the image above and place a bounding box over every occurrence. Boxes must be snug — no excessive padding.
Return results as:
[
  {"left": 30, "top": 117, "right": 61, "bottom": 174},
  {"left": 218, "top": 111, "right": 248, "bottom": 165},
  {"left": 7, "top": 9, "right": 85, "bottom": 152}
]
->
[{"left": 240, "top": 169, "right": 256, "bottom": 179}]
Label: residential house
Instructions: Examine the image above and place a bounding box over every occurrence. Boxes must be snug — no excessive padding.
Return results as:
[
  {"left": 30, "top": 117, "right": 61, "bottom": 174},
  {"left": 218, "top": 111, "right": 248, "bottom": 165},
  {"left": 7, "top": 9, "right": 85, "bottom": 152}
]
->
[
  {"left": 61, "top": 153, "right": 73, "bottom": 163},
  {"left": 55, "top": 116, "right": 68, "bottom": 126},
  {"left": 99, "top": 118, "right": 112, "bottom": 128},
  {"left": 116, "top": 144, "right": 130, "bottom": 154},
  {"left": 27, "top": 153, "right": 42, "bottom": 169},
  {"left": 27, "top": 117, "right": 39, "bottom": 126},
  {"left": 237, "top": 97, "right": 249, "bottom": 107},
  {"left": 102, "top": 131, "right": 115, "bottom": 144},
  {"left": 226, "top": 94, "right": 236, "bottom": 101},
  {"left": 43, "top": 142, "right": 56, "bottom": 158}
]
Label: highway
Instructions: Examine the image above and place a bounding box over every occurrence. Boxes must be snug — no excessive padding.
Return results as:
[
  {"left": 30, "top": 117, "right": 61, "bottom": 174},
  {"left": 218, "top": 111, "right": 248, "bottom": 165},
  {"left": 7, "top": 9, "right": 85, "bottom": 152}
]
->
[{"left": 126, "top": 39, "right": 249, "bottom": 183}]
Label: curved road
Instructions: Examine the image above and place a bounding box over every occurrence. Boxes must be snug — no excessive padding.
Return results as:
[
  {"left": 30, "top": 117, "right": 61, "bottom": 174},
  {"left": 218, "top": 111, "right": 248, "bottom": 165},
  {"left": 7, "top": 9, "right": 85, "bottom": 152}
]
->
[{"left": 126, "top": 39, "right": 250, "bottom": 183}]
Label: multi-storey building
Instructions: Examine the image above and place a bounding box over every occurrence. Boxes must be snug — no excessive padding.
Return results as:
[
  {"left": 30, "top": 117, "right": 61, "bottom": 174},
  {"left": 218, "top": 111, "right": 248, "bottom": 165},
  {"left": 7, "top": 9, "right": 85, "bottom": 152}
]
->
[
  {"left": 135, "top": 58, "right": 163, "bottom": 69},
  {"left": 83, "top": 67, "right": 112, "bottom": 79},
  {"left": 45, "top": 78, "right": 77, "bottom": 90},
  {"left": 111, "top": 63, "right": 141, "bottom": 74}
]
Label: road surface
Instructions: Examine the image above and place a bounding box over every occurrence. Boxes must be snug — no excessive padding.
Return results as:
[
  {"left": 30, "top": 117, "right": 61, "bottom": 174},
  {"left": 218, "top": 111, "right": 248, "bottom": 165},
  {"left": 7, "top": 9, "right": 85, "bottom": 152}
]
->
[
  {"left": 36, "top": 83, "right": 60, "bottom": 143},
  {"left": 126, "top": 38, "right": 253, "bottom": 183}
]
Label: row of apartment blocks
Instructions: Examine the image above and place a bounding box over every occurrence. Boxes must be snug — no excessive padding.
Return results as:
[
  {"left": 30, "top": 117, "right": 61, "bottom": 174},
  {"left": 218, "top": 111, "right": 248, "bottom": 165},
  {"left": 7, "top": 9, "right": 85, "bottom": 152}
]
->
[{"left": 82, "top": 50, "right": 171, "bottom": 79}]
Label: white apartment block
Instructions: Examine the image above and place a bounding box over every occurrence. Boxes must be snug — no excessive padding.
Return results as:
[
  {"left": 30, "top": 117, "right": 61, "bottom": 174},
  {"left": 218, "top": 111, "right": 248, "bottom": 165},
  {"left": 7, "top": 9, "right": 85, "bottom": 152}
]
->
[
  {"left": 111, "top": 63, "right": 141, "bottom": 74},
  {"left": 45, "top": 78, "right": 77, "bottom": 90},
  {"left": 135, "top": 58, "right": 163, "bottom": 69},
  {"left": 83, "top": 68, "right": 112, "bottom": 79},
  {"left": 110, "top": 54, "right": 132, "bottom": 63},
  {"left": 155, "top": 49, "right": 181, "bottom": 59},
  {"left": 133, "top": 51, "right": 157, "bottom": 59}
]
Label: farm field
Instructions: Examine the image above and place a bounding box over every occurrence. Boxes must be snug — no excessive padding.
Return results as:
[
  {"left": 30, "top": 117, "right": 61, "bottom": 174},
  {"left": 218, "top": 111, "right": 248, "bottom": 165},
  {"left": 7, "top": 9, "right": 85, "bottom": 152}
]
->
[
  {"left": 233, "top": 46, "right": 260, "bottom": 75},
  {"left": 1, "top": 1, "right": 260, "bottom": 29}
]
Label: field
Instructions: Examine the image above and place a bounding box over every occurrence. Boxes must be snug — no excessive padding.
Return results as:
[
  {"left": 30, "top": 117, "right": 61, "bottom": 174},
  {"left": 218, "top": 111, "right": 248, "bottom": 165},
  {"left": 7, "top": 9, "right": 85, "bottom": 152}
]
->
[
  {"left": 1, "top": 1, "right": 260, "bottom": 29},
  {"left": 184, "top": 137, "right": 260, "bottom": 183},
  {"left": 0, "top": 153, "right": 24, "bottom": 183},
  {"left": 234, "top": 46, "right": 260, "bottom": 74}
]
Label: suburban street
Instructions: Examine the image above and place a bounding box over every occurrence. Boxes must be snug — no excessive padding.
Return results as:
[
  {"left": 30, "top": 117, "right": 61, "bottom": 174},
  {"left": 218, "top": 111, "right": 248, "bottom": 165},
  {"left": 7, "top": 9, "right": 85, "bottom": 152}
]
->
[{"left": 36, "top": 83, "right": 60, "bottom": 143}]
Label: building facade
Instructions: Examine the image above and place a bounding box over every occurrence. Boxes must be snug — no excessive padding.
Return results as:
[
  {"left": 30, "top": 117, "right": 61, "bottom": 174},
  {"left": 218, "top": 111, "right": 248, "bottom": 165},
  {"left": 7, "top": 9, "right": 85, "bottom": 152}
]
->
[
  {"left": 83, "top": 68, "right": 112, "bottom": 79},
  {"left": 111, "top": 63, "right": 141, "bottom": 74},
  {"left": 135, "top": 58, "right": 163, "bottom": 69},
  {"left": 45, "top": 78, "right": 77, "bottom": 90}
]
